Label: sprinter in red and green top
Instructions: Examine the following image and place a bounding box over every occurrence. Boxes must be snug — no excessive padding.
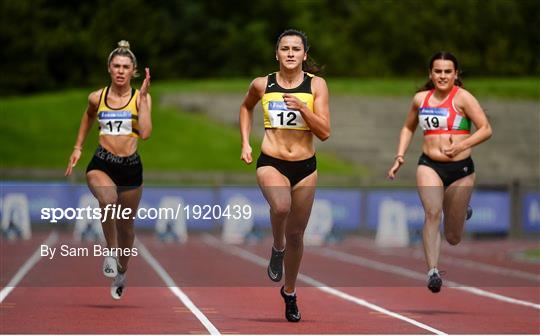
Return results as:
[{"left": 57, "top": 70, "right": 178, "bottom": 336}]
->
[{"left": 387, "top": 51, "right": 492, "bottom": 294}]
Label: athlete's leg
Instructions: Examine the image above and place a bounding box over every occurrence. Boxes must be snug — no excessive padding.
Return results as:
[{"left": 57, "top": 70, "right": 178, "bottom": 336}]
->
[
  {"left": 416, "top": 165, "right": 444, "bottom": 270},
  {"left": 115, "top": 186, "right": 142, "bottom": 272},
  {"left": 283, "top": 171, "right": 317, "bottom": 293},
  {"left": 87, "top": 170, "right": 118, "bottom": 249},
  {"left": 442, "top": 173, "right": 475, "bottom": 245},
  {"left": 257, "top": 166, "right": 291, "bottom": 250}
]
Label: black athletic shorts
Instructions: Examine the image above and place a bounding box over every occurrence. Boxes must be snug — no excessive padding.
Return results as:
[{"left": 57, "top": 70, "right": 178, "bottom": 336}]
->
[
  {"left": 256, "top": 152, "right": 317, "bottom": 187},
  {"left": 418, "top": 153, "right": 474, "bottom": 187},
  {"left": 86, "top": 146, "right": 143, "bottom": 189}
]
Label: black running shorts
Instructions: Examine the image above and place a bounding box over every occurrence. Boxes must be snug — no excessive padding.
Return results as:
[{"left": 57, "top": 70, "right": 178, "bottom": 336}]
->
[
  {"left": 86, "top": 146, "right": 143, "bottom": 189},
  {"left": 256, "top": 152, "right": 317, "bottom": 186},
  {"left": 418, "top": 153, "right": 474, "bottom": 187}
]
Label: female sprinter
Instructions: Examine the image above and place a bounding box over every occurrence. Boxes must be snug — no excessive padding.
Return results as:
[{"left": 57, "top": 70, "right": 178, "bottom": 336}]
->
[
  {"left": 239, "top": 29, "right": 330, "bottom": 321},
  {"left": 388, "top": 51, "right": 492, "bottom": 293},
  {"left": 65, "top": 40, "right": 152, "bottom": 300}
]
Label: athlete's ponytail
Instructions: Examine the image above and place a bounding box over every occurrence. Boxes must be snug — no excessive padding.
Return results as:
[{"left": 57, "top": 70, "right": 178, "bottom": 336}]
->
[{"left": 107, "top": 40, "right": 139, "bottom": 78}]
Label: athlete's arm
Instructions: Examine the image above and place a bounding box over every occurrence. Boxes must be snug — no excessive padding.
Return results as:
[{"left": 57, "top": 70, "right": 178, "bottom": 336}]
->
[
  {"left": 239, "top": 77, "right": 265, "bottom": 164},
  {"left": 387, "top": 92, "right": 422, "bottom": 179},
  {"left": 442, "top": 89, "right": 492, "bottom": 158},
  {"left": 65, "top": 90, "right": 100, "bottom": 176},
  {"left": 138, "top": 68, "right": 152, "bottom": 140},
  {"left": 283, "top": 76, "right": 331, "bottom": 141}
]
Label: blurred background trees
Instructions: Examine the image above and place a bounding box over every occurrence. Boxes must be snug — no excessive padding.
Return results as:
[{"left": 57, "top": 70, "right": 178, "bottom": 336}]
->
[{"left": 1, "top": 0, "right": 538, "bottom": 94}]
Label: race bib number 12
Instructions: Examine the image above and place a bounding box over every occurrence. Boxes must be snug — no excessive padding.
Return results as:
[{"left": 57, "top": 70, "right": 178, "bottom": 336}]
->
[{"left": 268, "top": 101, "right": 307, "bottom": 129}]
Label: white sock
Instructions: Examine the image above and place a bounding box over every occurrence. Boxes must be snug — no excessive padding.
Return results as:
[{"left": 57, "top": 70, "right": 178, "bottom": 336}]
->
[
  {"left": 273, "top": 245, "right": 285, "bottom": 253},
  {"left": 283, "top": 288, "right": 296, "bottom": 296},
  {"left": 428, "top": 267, "right": 439, "bottom": 277}
]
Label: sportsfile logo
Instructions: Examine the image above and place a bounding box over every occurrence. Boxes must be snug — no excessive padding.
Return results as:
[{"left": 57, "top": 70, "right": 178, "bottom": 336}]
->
[
  {"left": 41, "top": 204, "right": 133, "bottom": 223},
  {"left": 40, "top": 203, "right": 252, "bottom": 223}
]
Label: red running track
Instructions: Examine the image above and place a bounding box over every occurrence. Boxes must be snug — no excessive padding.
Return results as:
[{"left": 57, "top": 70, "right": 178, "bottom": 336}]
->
[{"left": 1, "top": 230, "right": 538, "bottom": 334}]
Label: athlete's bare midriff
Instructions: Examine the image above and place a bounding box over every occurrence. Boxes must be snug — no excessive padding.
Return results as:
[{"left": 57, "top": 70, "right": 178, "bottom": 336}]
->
[
  {"left": 422, "top": 133, "right": 471, "bottom": 162},
  {"left": 99, "top": 135, "right": 138, "bottom": 157},
  {"left": 261, "top": 128, "right": 314, "bottom": 161}
]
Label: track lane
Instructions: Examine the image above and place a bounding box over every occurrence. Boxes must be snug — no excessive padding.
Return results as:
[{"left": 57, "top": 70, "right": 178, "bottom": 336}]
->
[
  {"left": 0, "top": 232, "right": 212, "bottom": 334},
  {"left": 140, "top": 234, "right": 438, "bottom": 334}
]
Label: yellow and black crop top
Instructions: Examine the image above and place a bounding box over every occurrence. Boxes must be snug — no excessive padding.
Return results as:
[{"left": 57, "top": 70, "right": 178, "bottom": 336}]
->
[
  {"left": 262, "top": 72, "right": 314, "bottom": 131},
  {"left": 97, "top": 86, "right": 140, "bottom": 137}
]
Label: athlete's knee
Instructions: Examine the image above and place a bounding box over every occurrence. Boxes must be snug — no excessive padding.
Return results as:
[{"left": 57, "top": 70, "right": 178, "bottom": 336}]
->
[
  {"left": 445, "top": 232, "right": 462, "bottom": 245},
  {"left": 424, "top": 208, "right": 442, "bottom": 223},
  {"left": 97, "top": 192, "right": 118, "bottom": 207},
  {"left": 116, "top": 222, "right": 134, "bottom": 237},
  {"left": 271, "top": 201, "right": 291, "bottom": 218},
  {"left": 285, "top": 230, "right": 304, "bottom": 249}
]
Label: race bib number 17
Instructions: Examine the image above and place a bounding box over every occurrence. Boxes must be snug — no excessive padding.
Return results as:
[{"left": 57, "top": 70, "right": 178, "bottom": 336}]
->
[{"left": 98, "top": 111, "right": 133, "bottom": 135}]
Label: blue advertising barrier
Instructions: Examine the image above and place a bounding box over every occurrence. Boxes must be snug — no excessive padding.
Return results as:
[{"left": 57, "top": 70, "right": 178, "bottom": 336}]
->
[
  {"left": 365, "top": 190, "right": 510, "bottom": 233},
  {"left": 0, "top": 182, "right": 81, "bottom": 222},
  {"left": 523, "top": 192, "right": 540, "bottom": 232},
  {"left": 137, "top": 187, "right": 216, "bottom": 229},
  {"left": 0, "top": 182, "right": 516, "bottom": 234},
  {"left": 0, "top": 183, "right": 216, "bottom": 230},
  {"left": 218, "top": 187, "right": 362, "bottom": 230}
]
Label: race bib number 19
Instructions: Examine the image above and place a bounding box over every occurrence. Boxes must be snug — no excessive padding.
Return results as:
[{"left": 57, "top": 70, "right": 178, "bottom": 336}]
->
[{"left": 419, "top": 107, "right": 449, "bottom": 131}]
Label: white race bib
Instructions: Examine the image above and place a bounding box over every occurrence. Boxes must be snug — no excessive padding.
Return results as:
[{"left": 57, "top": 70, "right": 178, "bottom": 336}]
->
[
  {"left": 419, "top": 107, "right": 449, "bottom": 131},
  {"left": 98, "top": 111, "right": 133, "bottom": 135},
  {"left": 267, "top": 101, "right": 307, "bottom": 129}
]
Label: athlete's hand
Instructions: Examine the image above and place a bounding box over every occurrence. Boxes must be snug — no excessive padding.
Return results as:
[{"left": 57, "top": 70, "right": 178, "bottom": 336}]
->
[
  {"left": 140, "top": 68, "right": 151, "bottom": 97},
  {"left": 387, "top": 156, "right": 404, "bottom": 180},
  {"left": 283, "top": 94, "right": 305, "bottom": 111},
  {"left": 241, "top": 144, "right": 253, "bottom": 164},
  {"left": 442, "top": 135, "right": 463, "bottom": 158},
  {"left": 65, "top": 148, "right": 82, "bottom": 176}
]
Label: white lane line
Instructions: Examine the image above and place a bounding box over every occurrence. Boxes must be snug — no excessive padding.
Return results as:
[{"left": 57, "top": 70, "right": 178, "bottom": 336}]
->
[
  {"left": 202, "top": 234, "right": 446, "bottom": 335},
  {"left": 137, "top": 240, "right": 221, "bottom": 335},
  {"left": 1, "top": 231, "right": 59, "bottom": 302},
  {"left": 317, "top": 248, "right": 540, "bottom": 310},
  {"left": 351, "top": 236, "right": 539, "bottom": 281},
  {"left": 411, "top": 250, "right": 540, "bottom": 282}
]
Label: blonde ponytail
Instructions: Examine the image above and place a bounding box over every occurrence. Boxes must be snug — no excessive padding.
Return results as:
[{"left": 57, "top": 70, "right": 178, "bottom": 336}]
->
[{"left": 107, "top": 40, "right": 139, "bottom": 77}]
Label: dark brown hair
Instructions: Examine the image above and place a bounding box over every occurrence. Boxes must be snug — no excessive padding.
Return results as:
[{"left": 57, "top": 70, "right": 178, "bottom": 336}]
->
[
  {"left": 276, "top": 29, "right": 322, "bottom": 75},
  {"left": 417, "top": 51, "right": 463, "bottom": 92}
]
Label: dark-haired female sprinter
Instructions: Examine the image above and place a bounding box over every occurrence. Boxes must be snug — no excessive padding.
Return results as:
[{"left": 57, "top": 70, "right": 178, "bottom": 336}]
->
[
  {"left": 239, "top": 29, "right": 330, "bottom": 322},
  {"left": 388, "top": 51, "right": 492, "bottom": 293}
]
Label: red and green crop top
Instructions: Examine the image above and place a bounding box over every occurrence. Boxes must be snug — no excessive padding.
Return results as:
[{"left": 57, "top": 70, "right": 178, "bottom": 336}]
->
[{"left": 418, "top": 86, "right": 471, "bottom": 135}]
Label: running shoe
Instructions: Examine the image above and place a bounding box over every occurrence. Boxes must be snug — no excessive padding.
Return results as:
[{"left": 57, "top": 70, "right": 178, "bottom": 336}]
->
[
  {"left": 280, "top": 286, "right": 301, "bottom": 322},
  {"left": 111, "top": 272, "right": 126, "bottom": 300},
  {"left": 466, "top": 205, "right": 473, "bottom": 220},
  {"left": 267, "top": 246, "right": 285, "bottom": 282},
  {"left": 427, "top": 271, "right": 443, "bottom": 293},
  {"left": 103, "top": 256, "right": 117, "bottom": 278}
]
